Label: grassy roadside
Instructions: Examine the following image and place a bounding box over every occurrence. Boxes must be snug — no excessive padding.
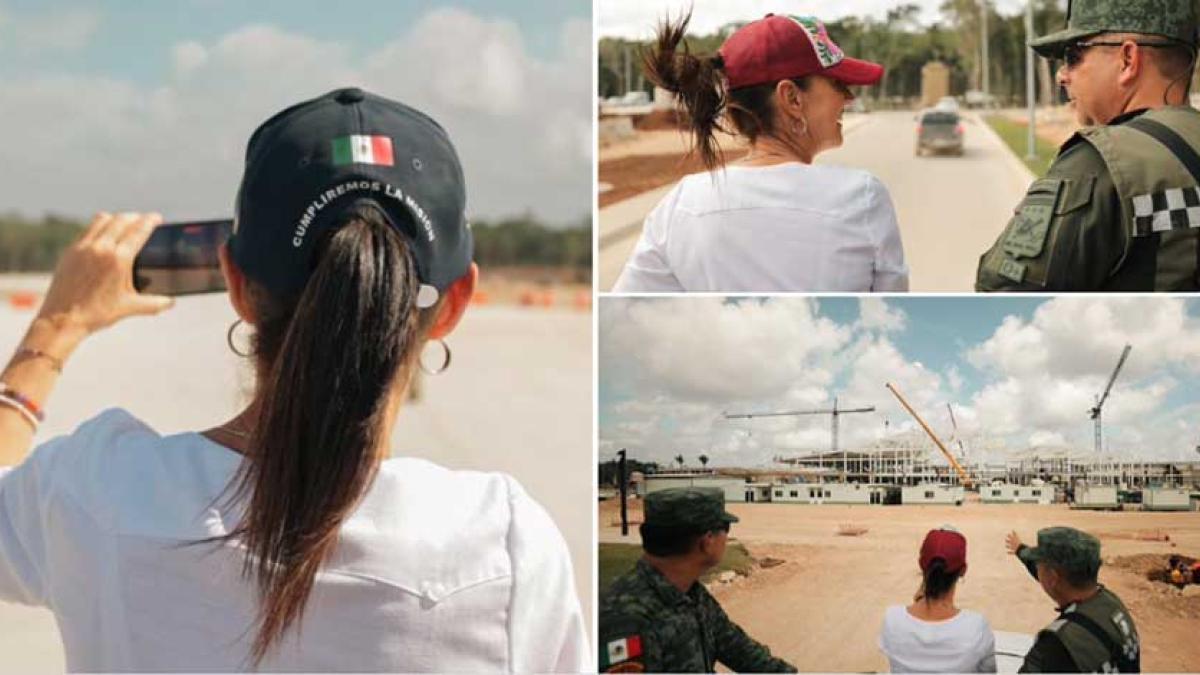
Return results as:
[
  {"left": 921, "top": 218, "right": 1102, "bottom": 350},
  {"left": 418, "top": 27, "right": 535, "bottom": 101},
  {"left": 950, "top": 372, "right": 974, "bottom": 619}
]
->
[
  {"left": 983, "top": 115, "right": 1059, "bottom": 177},
  {"left": 597, "top": 541, "right": 755, "bottom": 596}
]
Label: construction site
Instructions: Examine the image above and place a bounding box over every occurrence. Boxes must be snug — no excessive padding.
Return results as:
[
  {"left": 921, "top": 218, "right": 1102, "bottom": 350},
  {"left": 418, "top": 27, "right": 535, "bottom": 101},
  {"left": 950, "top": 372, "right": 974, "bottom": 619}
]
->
[{"left": 599, "top": 346, "right": 1200, "bottom": 671}]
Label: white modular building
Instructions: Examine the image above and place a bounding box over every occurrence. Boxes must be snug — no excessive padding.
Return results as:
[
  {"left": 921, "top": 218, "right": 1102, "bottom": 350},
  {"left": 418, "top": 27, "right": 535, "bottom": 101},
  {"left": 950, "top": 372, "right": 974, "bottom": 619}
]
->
[
  {"left": 901, "top": 484, "right": 964, "bottom": 505},
  {"left": 642, "top": 473, "right": 748, "bottom": 502},
  {"left": 980, "top": 483, "right": 1054, "bottom": 504},
  {"left": 768, "top": 482, "right": 882, "bottom": 505},
  {"left": 1072, "top": 483, "right": 1119, "bottom": 509},
  {"left": 1142, "top": 487, "right": 1191, "bottom": 511}
]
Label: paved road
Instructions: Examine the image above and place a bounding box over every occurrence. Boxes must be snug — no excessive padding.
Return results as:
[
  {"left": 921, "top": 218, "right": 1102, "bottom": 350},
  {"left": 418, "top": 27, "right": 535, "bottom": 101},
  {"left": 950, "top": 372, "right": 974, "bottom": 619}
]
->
[{"left": 599, "top": 111, "right": 1033, "bottom": 292}]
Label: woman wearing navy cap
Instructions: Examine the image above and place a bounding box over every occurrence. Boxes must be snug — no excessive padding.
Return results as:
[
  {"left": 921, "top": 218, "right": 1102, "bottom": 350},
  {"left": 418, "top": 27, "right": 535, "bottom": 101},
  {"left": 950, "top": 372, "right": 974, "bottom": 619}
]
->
[
  {"left": 0, "top": 89, "right": 587, "bottom": 672},
  {"left": 879, "top": 527, "right": 996, "bottom": 672},
  {"left": 613, "top": 11, "right": 909, "bottom": 293}
]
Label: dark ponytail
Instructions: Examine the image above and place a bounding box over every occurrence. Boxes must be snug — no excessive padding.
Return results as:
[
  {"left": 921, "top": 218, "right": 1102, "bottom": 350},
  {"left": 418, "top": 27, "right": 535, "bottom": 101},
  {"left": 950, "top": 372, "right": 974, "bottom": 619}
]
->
[
  {"left": 642, "top": 10, "right": 728, "bottom": 171},
  {"left": 916, "top": 559, "right": 962, "bottom": 603},
  {"left": 226, "top": 204, "right": 432, "bottom": 664},
  {"left": 642, "top": 10, "right": 811, "bottom": 171}
]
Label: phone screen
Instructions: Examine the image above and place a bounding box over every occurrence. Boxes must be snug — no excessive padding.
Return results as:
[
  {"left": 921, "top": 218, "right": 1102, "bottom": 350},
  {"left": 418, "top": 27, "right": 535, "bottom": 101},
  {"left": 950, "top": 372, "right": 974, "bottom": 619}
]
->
[{"left": 133, "top": 219, "right": 232, "bottom": 296}]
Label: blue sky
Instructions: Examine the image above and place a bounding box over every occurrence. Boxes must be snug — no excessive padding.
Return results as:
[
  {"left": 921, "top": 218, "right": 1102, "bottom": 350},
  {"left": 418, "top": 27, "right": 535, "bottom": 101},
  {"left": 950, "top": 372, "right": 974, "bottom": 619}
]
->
[
  {"left": 0, "top": 0, "right": 591, "bottom": 224},
  {"left": 600, "top": 296, "right": 1200, "bottom": 466},
  {"left": 0, "top": 0, "right": 586, "bottom": 81}
]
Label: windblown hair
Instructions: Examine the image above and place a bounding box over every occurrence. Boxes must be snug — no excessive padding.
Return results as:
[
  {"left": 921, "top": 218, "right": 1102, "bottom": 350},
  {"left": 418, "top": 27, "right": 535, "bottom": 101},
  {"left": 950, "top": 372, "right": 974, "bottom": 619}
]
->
[
  {"left": 223, "top": 203, "right": 438, "bottom": 664},
  {"left": 641, "top": 10, "right": 809, "bottom": 171},
  {"left": 915, "top": 559, "right": 962, "bottom": 603}
]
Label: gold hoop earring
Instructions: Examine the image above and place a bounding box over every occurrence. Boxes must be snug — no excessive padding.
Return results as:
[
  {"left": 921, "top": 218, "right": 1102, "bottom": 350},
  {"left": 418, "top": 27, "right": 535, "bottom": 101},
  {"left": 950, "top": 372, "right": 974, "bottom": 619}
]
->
[
  {"left": 419, "top": 338, "right": 452, "bottom": 375},
  {"left": 226, "top": 319, "right": 253, "bottom": 358},
  {"left": 797, "top": 116, "right": 810, "bottom": 137}
]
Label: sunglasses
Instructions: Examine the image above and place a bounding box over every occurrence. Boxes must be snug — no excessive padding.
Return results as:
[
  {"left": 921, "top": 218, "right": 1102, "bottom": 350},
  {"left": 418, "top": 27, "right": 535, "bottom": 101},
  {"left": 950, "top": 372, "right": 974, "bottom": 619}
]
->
[{"left": 1061, "top": 40, "right": 1182, "bottom": 68}]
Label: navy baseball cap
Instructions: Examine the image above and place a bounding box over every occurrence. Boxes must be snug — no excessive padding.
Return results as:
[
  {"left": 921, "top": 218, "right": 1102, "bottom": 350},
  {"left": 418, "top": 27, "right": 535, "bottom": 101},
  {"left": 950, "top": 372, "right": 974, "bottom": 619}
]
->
[{"left": 230, "top": 87, "right": 473, "bottom": 307}]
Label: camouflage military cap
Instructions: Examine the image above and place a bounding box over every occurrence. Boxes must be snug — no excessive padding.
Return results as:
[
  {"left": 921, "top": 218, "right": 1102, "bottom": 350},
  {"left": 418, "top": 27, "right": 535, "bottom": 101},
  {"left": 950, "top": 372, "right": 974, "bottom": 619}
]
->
[
  {"left": 644, "top": 487, "right": 739, "bottom": 532},
  {"left": 1030, "top": 0, "right": 1198, "bottom": 57},
  {"left": 1019, "top": 526, "right": 1102, "bottom": 579}
]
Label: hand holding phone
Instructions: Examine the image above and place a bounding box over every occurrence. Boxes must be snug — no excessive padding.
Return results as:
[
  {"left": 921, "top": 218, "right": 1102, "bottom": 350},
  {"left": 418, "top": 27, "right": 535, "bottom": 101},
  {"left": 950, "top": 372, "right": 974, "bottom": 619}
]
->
[{"left": 133, "top": 219, "right": 232, "bottom": 296}]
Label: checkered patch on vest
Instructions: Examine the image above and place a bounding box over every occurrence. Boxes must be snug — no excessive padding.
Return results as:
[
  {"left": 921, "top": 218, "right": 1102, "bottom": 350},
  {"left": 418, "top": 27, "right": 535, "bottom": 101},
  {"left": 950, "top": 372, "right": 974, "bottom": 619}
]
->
[{"left": 1130, "top": 187, "right": 1200, "bottom": 237}]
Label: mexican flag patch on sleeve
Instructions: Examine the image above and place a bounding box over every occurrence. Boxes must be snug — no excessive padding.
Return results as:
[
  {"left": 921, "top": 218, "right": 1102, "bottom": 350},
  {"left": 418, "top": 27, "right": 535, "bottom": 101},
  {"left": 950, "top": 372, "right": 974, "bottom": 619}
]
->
[{"left": 601, "top": 634, "right": 643, "bottom": 670}]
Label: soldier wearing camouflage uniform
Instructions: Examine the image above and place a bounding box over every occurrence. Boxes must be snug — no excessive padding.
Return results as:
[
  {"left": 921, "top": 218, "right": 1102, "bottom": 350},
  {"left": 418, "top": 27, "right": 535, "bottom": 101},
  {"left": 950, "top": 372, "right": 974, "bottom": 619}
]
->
[
  {"left": 598, "top": 487, "right": 796, "bottom": 673},
  {"left": 1005, "top": 527, "right": 1140, "bottom": 672},
  {"left": 977, "top": 0, "right": 1200, "bottom": 291}
]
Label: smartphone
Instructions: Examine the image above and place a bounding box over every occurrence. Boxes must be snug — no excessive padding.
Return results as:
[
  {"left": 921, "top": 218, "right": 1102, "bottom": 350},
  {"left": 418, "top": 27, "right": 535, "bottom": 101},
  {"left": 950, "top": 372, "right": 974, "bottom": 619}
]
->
[{"left": 133, "top": 219, "right": 232, "bottom": 296}]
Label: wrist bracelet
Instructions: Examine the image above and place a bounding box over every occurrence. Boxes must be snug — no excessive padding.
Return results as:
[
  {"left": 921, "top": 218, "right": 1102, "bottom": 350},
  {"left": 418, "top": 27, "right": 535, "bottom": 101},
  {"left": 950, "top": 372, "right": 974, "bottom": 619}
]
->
[
  {"left": 14, "top": 347, "right": 63, "bottom": 373},
  {"left": 0, "top": 394, "right": 39, "bottom": 431},
  {"left": 0, "top": 381, "right": 45, "bottom": 422}
]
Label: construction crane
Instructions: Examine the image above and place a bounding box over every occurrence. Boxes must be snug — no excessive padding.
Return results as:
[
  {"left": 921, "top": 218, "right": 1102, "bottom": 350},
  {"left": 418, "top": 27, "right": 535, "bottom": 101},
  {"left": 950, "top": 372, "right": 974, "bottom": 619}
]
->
[
  {"left": 885, "top": 383, "right": 975, "bottom": 488},
  {"left": 1089, "top": 344, "right": 1132, "bottom": 454},
  {"left": 725, "top": 398, "right": 875, "bottom": 481},
  {"left": 946, "top": 403, "right": 966, "bottom": 460}
]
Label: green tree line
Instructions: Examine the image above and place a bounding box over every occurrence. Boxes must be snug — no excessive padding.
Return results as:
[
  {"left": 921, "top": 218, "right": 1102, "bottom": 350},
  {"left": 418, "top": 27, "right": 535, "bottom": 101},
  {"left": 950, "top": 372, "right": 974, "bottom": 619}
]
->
[
  {"left": 0, "top": 213, "right": 591, "bottom": 273},
  {"left": 598, "top": 458, "right": 662, "bottom": 488},
  {"left": 600, "top": 1, "right": 1197, "bottom": 106}
]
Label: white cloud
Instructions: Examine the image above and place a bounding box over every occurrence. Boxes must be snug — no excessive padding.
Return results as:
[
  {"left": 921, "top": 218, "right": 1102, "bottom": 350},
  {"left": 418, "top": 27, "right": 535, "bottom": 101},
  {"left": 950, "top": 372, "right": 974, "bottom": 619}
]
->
[
  {"left": 0, "top": 10, "right": 591, "bottom": 225},
  {"left": 172, "top": 41, "right": 208, "bottom": 75},
  {"left": 602, "top": 296, "right": 1200, "bottom": 466},
  {"left": 597, "top": 0, "right": 1038, "bottom": 38},
  {"left": 857, "top": 297, "right": 906, "bottom": 333},
  {"left": 5, "top": 6, "right": 101, "bottom": 52}
]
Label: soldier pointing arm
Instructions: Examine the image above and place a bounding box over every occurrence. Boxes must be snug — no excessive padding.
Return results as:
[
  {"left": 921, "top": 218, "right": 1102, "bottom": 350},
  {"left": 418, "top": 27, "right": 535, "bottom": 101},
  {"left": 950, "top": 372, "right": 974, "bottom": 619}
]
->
[
  {"left": 1005, "top": 528, "right": 1141, "bottom": 673},
  {"left": 977, "top": 0, "right": 1200, "bottom": 291}
]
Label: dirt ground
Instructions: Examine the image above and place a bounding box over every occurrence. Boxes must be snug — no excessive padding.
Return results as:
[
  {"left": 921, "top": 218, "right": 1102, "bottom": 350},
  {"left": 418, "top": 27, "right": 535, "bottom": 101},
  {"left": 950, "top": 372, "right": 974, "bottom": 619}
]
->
[
  {"left": 999, "top": 106, "right": 1080, "bottom": 147},
  {"left": 599, "top": 499, "right": 1200, "bottom": 672}
]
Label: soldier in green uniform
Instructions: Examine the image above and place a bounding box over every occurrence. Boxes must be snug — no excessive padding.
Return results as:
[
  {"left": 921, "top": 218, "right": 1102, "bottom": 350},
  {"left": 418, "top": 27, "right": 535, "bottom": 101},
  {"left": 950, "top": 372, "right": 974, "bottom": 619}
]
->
[
  {"left": 598, "top": 487, "right": 796, "bottom": 673},
  {"left": 977, "top": 0, "right": 1200, "bottom": 291},
  {"left": 1005, "top": 527, "right": 1140, "bottom": 672}
]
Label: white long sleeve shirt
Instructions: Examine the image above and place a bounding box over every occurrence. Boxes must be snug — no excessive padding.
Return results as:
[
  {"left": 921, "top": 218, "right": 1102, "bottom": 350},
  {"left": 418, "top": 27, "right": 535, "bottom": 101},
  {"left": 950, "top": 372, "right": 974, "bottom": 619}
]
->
[
  {"left": 613, "top": 162, "right": 909, "bottom": 292},
  {"left": 0, "top": 408, "right": 588, "bottom": 672}
]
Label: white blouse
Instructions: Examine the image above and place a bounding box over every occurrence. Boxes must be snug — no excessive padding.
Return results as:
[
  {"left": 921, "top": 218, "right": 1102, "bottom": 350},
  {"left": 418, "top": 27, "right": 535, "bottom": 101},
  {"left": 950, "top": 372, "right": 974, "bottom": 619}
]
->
[
  {"left": 879, "top": 604, "right": 997, "bottom": 673},
  {"left": 613, "top": 162, "right": 909, "bottom": 292},
  {"left": 0, "top": 408, "right": 588, "bottom": 672}
]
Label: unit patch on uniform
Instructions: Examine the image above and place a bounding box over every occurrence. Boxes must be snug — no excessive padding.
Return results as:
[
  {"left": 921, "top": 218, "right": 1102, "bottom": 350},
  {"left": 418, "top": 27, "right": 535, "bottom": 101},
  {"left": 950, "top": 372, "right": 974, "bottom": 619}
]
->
[
  {"left": 602, "top": 635, "right": 644, "bottom": 672},
  {"left": 1130, "top": 186, "right": 1200, "bottom": 237},
  {"left": 1003, "top": 178, "right": 1062, "bottom": 259}
]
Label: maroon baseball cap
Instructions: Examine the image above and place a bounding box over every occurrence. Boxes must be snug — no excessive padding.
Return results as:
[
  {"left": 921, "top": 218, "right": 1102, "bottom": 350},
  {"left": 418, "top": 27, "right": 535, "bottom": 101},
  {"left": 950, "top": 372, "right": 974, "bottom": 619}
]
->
[
  {"left": 719, "top": 15, "right": 884, "bottom": 90},
  {"left": 920, "top": 527, "right": 968, "bottom": 574}
]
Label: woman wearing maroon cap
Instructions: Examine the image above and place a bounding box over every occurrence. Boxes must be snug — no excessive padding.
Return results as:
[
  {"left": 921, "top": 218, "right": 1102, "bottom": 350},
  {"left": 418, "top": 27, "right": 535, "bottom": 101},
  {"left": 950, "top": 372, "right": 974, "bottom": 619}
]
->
[
  {"left": 613, "top": 11, "right": 908, "bottom": 293},
  {"left": 878, "top": 527, "right": 996, "bottom": 672}
]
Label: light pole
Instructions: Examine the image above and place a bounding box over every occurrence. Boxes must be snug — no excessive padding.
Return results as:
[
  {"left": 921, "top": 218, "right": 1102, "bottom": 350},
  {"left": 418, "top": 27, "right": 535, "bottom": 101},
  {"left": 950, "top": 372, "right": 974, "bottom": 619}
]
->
[
  {"left": 1025, "top": 1, "right": 1037, "bottom": 160},
  {"left": 979, "top": 0, "right": 990, "bottom": 100}
]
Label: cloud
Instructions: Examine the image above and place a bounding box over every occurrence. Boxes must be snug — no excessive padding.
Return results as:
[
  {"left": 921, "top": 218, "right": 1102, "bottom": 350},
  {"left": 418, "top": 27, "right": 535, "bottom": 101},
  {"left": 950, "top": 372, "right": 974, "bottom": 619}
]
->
[
  {"left": 0, "top": 9, "right": 591, "bottom": 225},
  {"left": 857, "top": 297, "right": 906, "bottom": 333},
  {"left": 597, "top": 0, "right": 1036, "bottom": 38},
  {"left": 601, "top": 297, "right": 1200, "bottom": 467},
  {"left": 4, "top": 6, "right": 101, "bottom": 52}
]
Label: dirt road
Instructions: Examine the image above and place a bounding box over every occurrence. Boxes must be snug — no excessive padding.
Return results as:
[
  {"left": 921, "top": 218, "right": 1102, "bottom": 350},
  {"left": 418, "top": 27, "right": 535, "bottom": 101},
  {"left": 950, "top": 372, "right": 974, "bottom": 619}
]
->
[
  {"left": 599, "top": 500, "right": 1200, "bottom": 672},
  {"left": 599, "top": 111, "right": 1032, "bottom": 292}
]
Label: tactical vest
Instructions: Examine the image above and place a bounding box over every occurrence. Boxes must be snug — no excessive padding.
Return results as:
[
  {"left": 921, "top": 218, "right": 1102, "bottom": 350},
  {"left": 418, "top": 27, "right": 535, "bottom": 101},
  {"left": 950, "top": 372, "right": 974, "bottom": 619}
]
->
[
  {"left": 1078, "top": 106, "right": 1200, "bottom": 290},
  {"left": 1040, "top": 587, "right": 1140, "bottom": 672}
]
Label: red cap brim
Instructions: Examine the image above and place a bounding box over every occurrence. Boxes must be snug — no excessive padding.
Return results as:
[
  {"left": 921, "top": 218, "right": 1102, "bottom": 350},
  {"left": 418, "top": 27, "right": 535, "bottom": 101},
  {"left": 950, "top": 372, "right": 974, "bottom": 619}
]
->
[{"left": 825, "top": 57, "right": 884, "bottom": 86}]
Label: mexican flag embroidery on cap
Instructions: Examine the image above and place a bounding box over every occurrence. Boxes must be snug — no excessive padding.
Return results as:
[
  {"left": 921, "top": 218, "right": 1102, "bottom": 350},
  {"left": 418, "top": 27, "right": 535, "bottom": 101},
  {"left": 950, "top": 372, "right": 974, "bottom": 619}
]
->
[
  {"left": 602, "top": 635, "right": 642, "bottom": 668},
  {"left": 331, "top": 135, "right": 394, "bottom": 167}
]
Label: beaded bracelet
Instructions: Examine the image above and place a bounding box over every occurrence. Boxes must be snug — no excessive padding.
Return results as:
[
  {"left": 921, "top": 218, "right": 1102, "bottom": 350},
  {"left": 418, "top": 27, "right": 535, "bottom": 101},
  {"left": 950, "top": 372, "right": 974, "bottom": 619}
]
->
[
  {"left": 0, "top": 383, "right": 45, "bottom": 422},
  {"left": 0, "top": 393, "right": 39, "bottom": 431}
]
